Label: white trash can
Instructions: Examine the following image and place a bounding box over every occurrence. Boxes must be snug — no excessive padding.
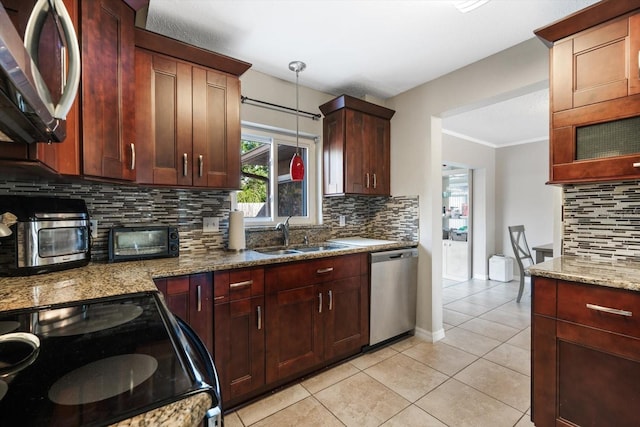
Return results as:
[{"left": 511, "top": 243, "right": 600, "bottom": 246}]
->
[{"left": 489, "top": 255, "right": 514, "bottom": 282}]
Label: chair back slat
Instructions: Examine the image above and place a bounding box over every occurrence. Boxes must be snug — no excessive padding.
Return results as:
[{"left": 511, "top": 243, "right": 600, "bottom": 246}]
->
[{"left": 508, "top": 225, "right": 535, "bottom": 270}]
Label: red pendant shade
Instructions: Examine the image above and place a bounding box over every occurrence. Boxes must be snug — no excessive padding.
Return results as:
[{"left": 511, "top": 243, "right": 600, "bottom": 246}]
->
[{"left": 290, "top": 152, "right": 304, "bottom": 181}]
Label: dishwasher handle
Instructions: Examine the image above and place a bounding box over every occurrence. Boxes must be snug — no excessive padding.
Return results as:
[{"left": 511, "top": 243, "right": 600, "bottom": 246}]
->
[{"left": 370, "top": 248, "right": 418, "bottom": 264}]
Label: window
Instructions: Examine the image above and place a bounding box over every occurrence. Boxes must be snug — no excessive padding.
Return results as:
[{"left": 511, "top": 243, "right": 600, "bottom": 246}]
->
[{"left": 237, "top": 126, "right": 317, "bottom": 225}]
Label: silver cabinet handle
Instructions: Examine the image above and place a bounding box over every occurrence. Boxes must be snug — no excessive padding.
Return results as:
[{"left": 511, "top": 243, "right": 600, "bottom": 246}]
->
[
  {"left": 586, "top": 303, "right": 632, "bottom": 317},
  {"left": 183, "top": 153, "right": 188, "bottom": 176},
  {"left": 633, "top": 162, "right": 640, "bottom": 168},
  {"left": 196, "top": 285, "right": 202, "bottom": 312},
  {"left": 373, "top": 173, "right": 377, "bottom": 189},
  {"left": 318, "top": 292, "right": 322, "bottom": 313},
  {"left": 257, "top": 305, "right": 262, "bottom": 330},
  {"left": 317, "top": 267, "right": 334, "bottom": 274},
  {"left": 130, "top": 143, "right": 135, "bottom": 170},
  {"left": 198, "top": 154, "right": 204, "bottom": 177},
  {"left": 366, "top": 173, "right": 370, "bottom": 188},
  {"left": 230, "top": 280, "right": 253, "bottom": 289},
  {"left": 328, "top": 290, "right": 333, "bottom": 311}
]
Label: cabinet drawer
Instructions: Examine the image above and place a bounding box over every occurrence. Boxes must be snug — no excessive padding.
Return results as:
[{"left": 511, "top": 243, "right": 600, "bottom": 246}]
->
[
  {"left": 265, "top": 253, "right": 364, "bottom": 293},
  {"left": 214, "top": 268, "right": 264, "bottom": 303},
  {"left": 557, "top": 281, "right": 640, "bottom": 339}
]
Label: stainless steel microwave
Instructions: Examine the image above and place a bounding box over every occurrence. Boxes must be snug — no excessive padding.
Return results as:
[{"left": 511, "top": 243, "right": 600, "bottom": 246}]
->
[
  {"left": 108, "top": 226, "right": 179, "bottom": 262},
  {"left": 0, "top": 196, "right": 91, "bottom": 276}
]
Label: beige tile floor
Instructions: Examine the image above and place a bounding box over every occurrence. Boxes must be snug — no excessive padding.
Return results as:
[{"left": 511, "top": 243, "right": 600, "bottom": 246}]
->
[{"left": 224, "top": 277, "right": 534, "bottom": 427}]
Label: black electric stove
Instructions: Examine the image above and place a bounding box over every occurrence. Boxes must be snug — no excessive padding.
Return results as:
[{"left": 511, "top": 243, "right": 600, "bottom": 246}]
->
[{"left": 0, "top": 292, "right": 221, "bottom": 426}]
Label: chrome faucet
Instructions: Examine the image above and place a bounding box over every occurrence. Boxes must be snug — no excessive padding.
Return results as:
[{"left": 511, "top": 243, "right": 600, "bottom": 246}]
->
[{"left": 275, "top": 216, "right": 292, "bottom": 246}]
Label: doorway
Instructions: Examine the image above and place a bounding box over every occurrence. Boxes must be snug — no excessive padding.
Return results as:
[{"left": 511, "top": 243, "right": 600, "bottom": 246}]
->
[{"left": 442, "top": 166, "right": 472, "bottom": 282}]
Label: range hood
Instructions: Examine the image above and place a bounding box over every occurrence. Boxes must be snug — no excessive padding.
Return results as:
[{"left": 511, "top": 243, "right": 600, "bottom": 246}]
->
[{"left": 0, "top": 0, "right": 80, "bottom": 144}]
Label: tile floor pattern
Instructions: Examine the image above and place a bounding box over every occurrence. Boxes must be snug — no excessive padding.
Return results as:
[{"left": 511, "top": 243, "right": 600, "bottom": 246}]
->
[{"left": 224, "top": 278, "right": 534, "bottom": 427}]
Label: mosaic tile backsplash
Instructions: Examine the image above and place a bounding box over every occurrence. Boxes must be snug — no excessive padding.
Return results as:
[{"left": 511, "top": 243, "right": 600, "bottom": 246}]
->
[
  {"left": 564, "top": 180, "right": 640, "bottom": 261},
  {"left": 0, "top": 179, "right": 419, "bottom": 261}
]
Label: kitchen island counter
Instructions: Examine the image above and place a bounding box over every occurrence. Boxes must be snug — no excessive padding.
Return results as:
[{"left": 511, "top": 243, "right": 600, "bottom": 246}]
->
[{"left": 527, "top": 255, "right": 640, "bottom": 292}]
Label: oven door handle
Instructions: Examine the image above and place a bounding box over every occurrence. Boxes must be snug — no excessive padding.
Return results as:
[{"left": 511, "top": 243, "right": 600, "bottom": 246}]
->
[{"left": 175, "top": 317, "right": 221, "bottom": 401}]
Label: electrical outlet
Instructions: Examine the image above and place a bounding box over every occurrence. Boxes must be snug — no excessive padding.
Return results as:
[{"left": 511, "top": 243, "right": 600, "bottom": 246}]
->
[
  {"left": 203, "top": 217, "right": 219, "bottom": 233},
  {"left": 90, "top": 219, "right": 98, "bottom": 239},
  {"left": 339, "top": 215, "right": 346, "bottom": 227}
]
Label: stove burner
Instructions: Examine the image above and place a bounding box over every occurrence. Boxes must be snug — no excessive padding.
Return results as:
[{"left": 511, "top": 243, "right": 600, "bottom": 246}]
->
[
  {"left": 0, "top": 333, "right": 40, "bottom": 376},
  {"left": 37, "top": 304, "right": 143, "bottom": 337},
  {"left": 48, "top": 354, "right": 158, "bottom": 405}
]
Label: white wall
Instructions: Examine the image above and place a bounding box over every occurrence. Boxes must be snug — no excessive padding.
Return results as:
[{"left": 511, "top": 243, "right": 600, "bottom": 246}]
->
[
  {"left": 387, "top": 38, "right": 550, "bottom": 341},
  {"left": 495, "top": 140, "right": 557, "bottom": 272}
]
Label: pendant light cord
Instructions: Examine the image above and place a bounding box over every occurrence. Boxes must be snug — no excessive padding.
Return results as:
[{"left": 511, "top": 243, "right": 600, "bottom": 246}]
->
[{"left": 295, "top": 68, "right": 300, "bottom": 155}]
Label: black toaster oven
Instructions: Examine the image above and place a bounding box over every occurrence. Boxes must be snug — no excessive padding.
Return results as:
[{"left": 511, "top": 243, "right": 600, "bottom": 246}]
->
[{"left": 108, "top": 226, "right": 179, "bottom": 262}]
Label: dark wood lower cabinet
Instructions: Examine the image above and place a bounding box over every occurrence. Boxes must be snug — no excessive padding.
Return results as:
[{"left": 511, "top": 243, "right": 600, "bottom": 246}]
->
[
  {"left": 154, "top": 273, "right": 213, "bottom": 355},
  {"left": 264, "top": 254, "right": 369, "bottom": 384},
  {"left": 532, "top": 276, "right": 640, "bottom": 427},
  {"left": 156, "top": 255, "right": 369, "bottom": 410}
]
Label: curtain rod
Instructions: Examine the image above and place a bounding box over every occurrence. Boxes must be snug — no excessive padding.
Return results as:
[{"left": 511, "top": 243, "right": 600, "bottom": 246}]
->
[{"left": 241, "top": 96, "right": 321, "bottom": 121}]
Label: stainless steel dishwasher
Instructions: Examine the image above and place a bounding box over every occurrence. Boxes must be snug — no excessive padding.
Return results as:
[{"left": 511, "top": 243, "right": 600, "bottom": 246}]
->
[{"left": 369, "top": 247, "right": 418, "bottom": 346}]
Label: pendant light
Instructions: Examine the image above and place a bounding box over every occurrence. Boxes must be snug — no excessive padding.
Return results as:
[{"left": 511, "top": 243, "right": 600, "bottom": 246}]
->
[{"left": 289, "top": 60, "right": 306, "bottom": 181}]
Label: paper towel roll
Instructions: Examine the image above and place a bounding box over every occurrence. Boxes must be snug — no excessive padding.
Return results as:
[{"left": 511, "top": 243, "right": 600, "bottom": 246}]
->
[{"left": 228, "top": 210, "right": 246, "bottom": 251}]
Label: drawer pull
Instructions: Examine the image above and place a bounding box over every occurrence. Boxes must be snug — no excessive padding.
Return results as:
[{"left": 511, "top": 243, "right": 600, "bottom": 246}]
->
[
  {"left": 316, "top": 267, "right": 334, "bottom": 274},
  {"left": 197, "top": 285, "right": 202, "bottom": 312},
  {"left": 213, "top": 295, "right": 225, "bottom": 301},
  {"left": 230, "top": 280, "right": 253, "bottom": 289},
  {"left": 257, "top": 305, "right": 262, "bottom": 330},
  {"left": 633, "top": 162, "right": 640, "bottom": 168},
  {"left": 586, "top": 303, "right": 632, "bottom": 317}
]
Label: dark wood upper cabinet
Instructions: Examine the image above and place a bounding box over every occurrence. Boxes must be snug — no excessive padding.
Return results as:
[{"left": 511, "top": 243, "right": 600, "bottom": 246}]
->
[
  {"left": 80, "top": 0, "right": 136, "bottom": 181},
  {"left": 535, "top": 0, "right": 640, "bottom": 184},
  {"left": 134, "top": 29, "right": 248, "bottom": 189},
  {"left": 320, "top": 95, "right": 394, "bottom": 196}
]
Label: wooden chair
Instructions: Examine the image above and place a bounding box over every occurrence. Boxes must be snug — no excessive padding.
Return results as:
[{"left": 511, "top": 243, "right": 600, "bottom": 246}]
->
[{"left": 508, "top": 225, "right": 535, "bottom": 302}]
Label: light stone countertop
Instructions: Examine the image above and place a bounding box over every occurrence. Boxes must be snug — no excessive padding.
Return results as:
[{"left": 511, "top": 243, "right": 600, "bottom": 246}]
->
[
  {"left": 0, "top": 240, "right": 416, "bottom": 427},
  {"left": 527, "top": 255, "right": 640, "bottom": 292},
  {"left": 0, "top": 241, "right": 416, "bottom": 312}
]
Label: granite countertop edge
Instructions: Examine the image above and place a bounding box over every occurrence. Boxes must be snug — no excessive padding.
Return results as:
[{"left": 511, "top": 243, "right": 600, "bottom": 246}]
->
[{"left": 527, "top": 255, "right": 640, "bottom": 292}]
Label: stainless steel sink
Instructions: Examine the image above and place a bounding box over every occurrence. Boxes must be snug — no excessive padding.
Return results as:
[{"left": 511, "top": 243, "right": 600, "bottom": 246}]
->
[
  {"left": 294, "top": 244, "right": 347, "bottom": 252},
  {"left": 255, "top": 248, "right": 301, "bottom": 256},
  {"left": 254, "top": 243, "right": 348, "bottom": 256}
]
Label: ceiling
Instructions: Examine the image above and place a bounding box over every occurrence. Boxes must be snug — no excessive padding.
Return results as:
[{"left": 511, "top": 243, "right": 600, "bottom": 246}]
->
[{"left": 144, "top": 0, "right": 599, "bottom": 147}]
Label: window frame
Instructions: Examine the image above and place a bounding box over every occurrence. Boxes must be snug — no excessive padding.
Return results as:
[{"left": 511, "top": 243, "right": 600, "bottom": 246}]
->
[{"left": 237, "top": 122, "right": 318, "bottom": 227}]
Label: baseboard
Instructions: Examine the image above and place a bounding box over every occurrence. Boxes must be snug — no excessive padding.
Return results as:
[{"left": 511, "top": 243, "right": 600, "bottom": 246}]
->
[{"left": 415, "top": 326, "right": 446, "bottom": 343}]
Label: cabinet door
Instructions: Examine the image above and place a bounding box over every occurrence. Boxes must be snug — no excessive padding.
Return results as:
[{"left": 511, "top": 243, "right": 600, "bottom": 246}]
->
[
  {"left": 552, "top": 17, "right": 630, "bottom": 112},
  {"left": 555, "top": 321, "right": 640, "bottom": 427},
  {"left": 366, "top": 114, "right": 390, "bottom": 196},
  {"left": 322, "top": 275, "right": 368, "bottom": 360},
  {"left": 155, "top": 273, "right": 213, "bottom": 355},
  {"left": 344, "top": 109, "right": 368, "bottom": 194},
  {"left": 323, "top": 110, "right": 345, "bottom": 195},
  {"left": 81, "top": 0, "right": 135, "bottom": 181},
  {"left": 214, "top": 295, "right": 265, "bottom": 405},
  {"left": 265, "top": 284, "right": 324, "bottom": 383},
  {"left": 192, "top": 66, "right": 241, "bottom": 189},
  {"left": 135, "top": 50, "right": 193, "bottom": 186}
]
